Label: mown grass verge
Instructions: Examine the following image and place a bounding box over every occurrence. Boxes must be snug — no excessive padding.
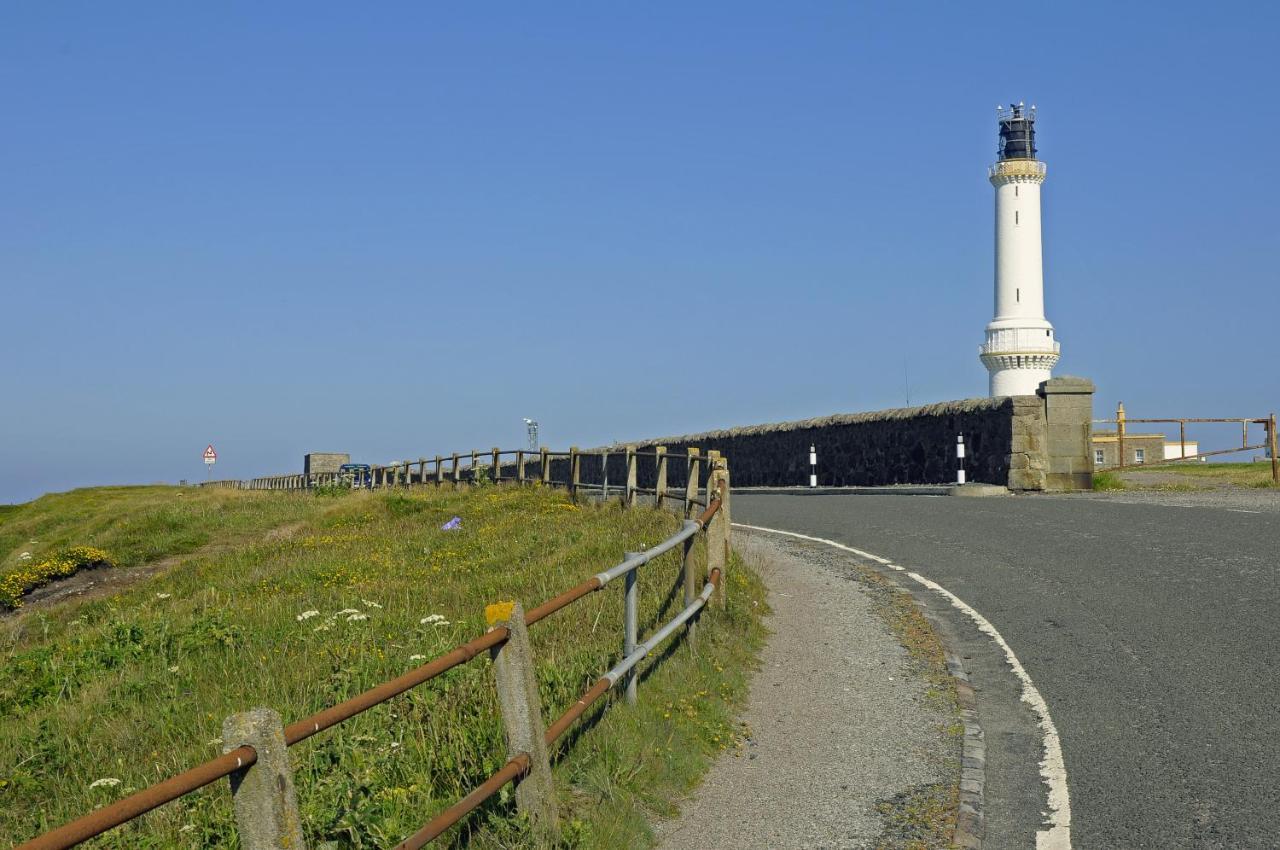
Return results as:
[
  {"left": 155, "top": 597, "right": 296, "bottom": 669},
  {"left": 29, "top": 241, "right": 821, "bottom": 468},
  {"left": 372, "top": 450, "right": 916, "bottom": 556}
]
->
[{"left": 0, "top": 484, "right": 766, "bottom": 849}]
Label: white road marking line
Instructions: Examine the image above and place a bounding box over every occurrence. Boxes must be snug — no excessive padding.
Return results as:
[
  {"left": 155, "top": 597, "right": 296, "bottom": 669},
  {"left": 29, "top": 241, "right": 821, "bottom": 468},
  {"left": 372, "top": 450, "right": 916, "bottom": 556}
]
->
[
  {"left": 1226, "top": 509, "right": 1262, "bottom": 514},
  {"left": 734, "top": 521, "right": 1073, "bottom": 850}
]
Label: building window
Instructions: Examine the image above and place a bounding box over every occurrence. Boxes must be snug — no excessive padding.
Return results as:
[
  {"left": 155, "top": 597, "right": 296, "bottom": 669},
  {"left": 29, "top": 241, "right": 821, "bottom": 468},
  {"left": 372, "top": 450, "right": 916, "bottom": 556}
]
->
[
  {"left": 1015, "top": 185, "right": 1019, "bottom": 197},
  {"left": 1095, "top": 449, "right": 1105, "bottom": 466},
  {"left": 1015, "top": 210, "right": 1020, "bottom": 225},
  {"left": 1016, "top": 288, "right": 1020, "bottom": 302},
  {"left": 1135, "top": 448, "right": 1145, "bottom": 464}
]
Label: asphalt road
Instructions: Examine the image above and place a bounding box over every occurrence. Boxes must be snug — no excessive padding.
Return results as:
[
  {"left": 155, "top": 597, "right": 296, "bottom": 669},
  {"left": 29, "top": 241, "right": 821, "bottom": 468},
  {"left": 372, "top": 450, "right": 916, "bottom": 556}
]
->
[{"left": 733, "top": 492, "right": 1280, "bottom": 850}]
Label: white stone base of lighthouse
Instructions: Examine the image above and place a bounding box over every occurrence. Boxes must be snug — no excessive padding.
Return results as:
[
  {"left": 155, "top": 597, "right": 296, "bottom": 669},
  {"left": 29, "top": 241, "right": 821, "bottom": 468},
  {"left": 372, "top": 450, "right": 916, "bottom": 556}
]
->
[{"left": 981, "top": 351, "right": 1061, "bottom": 397}]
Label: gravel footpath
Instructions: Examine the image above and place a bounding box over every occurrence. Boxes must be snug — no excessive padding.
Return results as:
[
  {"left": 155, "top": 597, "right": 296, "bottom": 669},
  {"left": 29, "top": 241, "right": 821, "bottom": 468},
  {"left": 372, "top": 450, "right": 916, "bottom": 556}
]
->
[{"left": 655, "top": 531, "right": 959, "bottom": 850}]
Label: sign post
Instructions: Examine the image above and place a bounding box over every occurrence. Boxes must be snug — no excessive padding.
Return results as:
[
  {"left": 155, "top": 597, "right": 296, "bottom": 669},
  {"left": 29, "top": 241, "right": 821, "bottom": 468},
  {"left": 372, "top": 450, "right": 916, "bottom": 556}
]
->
[{"left": 203, "top": 444, "right": 217, "bottom": 479}]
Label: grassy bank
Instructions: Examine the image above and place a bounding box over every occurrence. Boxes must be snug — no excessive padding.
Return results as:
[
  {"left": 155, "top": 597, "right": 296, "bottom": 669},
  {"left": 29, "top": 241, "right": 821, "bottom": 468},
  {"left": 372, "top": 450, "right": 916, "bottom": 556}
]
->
[
  {"left": 0, "top": 484, "right": 766, "bottom": 848},
  {"left": 1093, "top": 462, "right": 1279, "bottom": 492}
]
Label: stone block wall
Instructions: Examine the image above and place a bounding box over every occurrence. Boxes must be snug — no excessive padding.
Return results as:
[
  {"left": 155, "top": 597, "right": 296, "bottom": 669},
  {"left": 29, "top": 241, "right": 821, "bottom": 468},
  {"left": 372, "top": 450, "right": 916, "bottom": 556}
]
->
[{"left": 304, "top": 453, "right": 350, "bottom": 475}]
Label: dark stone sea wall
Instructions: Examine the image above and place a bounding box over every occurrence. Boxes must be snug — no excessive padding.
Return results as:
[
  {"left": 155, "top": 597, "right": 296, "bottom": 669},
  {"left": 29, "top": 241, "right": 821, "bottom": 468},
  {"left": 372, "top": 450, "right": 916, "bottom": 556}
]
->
[{"left": 621, "top": 396, "right": 1039, "bottom": 489}]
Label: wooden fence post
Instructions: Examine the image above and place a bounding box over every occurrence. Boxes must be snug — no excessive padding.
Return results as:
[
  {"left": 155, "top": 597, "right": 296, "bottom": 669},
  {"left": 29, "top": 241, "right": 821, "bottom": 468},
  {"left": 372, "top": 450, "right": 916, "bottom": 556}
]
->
[
  {"left": 569, "top": 447, "right": 580, "bottom": 499},
  {"left": 491, "top": 447, "right": 501, "bottom": 484},
  {"left": 470, "top": 450, "right": 479, "bottom": 486},
  {"left": 706, "top": 453, "right": 730, "bottom": 608},
  {"left": 516, "top": 450, "right": 526, "bottom": 483},
  {"left": 625, "top": 446, "right": 638, "bottom": 508},
  {"left": 684, "top": 448, "right": 701, "bottom": 519},
  {"left": 222, "top": 708, "right": 306, "bottom": 850},
  {"left": 540, "top": 448, "right": 550, "bottom": 485},
  {"left": 655, "top": 446, "right": 668, "bottom": 509},
  {"left": 451, "top": 453, "right": 460, "bottom": 489},
  {"left": 486, "top": 601, "right": 557, "bottom": 837}
]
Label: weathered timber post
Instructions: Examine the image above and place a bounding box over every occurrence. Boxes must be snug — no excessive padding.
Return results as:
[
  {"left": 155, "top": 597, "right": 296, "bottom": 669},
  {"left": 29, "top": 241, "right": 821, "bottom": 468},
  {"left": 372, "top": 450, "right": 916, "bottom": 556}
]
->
[
  {"left": 222, "top": 708, "right": 306, "bottom": 850},
  {"left": 684, "top": 448, "right": 701, "bottom": 519},
  {"left": 682, "top": 521, "right": 698, "bottom": 648},
  {"left": 516, "top": 450, "right": 526, "bottom": 483},
  {"left": 485, "top": 601, "right": 557, "bottom": 836},
  {"left": 450, "top": 453, "right": 460, "bottom": 489},
  {"left": 623, "top": 552, "right": 640, "bottom": 705},
  {"left": 655, "top": 446, "right": 668, "bottom": 509},
  {"left": 706, "top": 452, "right": 730, "bottom": 608},
  {"left": 539, "top": 447, "right": 550, "bottom": 485},
  {"left": 434, "top": 455, "right": 443, "bottom": 487},
  {"left": 569, "top": 447, "right": 580, "bottom": 498},
  {"left": 419, "top": 458, "right": 428, "bottom": 487},
  {"left": 470, "top": 450, "right": 479, "bottom": 486},
  {"left": 625, "top": 446, "right": 638, "bottom": 508},
  {"left": 491, "top": 447, "right": 501, "bottom": 484},
  {"left": 1270, "top": 413, "right": 1279, "bottom": 484}
]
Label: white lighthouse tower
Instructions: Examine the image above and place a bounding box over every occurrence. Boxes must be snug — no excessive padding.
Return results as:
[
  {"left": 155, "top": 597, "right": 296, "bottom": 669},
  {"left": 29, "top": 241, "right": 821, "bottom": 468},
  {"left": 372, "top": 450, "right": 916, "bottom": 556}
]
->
[{"left": 980, "top": 103, "right": 1060, "bottom": 396}]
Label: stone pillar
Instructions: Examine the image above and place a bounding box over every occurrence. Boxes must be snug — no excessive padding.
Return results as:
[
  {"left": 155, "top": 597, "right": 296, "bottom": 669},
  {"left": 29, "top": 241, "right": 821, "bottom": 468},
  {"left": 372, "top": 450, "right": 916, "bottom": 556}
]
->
[
  {"left": 1038, "top": 376, "right": 1096, "bottom": 491},
  {"left": 222, "top": 709, "right": 306, "bottom": 850},
  {"left": 485, "top": 602, "right": 557, "bottom": 836}
]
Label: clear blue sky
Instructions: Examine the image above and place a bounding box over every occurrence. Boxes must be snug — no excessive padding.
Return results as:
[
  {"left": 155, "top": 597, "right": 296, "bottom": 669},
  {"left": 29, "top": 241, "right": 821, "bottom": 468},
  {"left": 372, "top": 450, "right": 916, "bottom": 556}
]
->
[{"left": 4, "top": 3, "right": 1277, "bottom": 503}]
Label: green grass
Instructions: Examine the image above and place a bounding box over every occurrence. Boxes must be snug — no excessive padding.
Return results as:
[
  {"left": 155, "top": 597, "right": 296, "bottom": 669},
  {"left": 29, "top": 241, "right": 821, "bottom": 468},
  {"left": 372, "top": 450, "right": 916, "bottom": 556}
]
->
[
  {"left": 1091, "top": 471, "right": 1125, "bottom": 491},
  {"left": 0, "top": 484, "right": 766, "bottom": 849},
  {"left": 0, "top": 486, "right": 321, "bottom": 606},
  {"left": 1133, "top": 462, "right": 1280, "bottom": 489}
]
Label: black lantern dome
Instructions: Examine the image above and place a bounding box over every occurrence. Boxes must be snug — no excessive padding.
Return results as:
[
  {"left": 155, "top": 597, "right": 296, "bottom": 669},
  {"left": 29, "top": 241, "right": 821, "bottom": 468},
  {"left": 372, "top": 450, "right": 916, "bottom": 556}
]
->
[{"left": 997, "top": 103, "right": 1037, "bottom": 161}]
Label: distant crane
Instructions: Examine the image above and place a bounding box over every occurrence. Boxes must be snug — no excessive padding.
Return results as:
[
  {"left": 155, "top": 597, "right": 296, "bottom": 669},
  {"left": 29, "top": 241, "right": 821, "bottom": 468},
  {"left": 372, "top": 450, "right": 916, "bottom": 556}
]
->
[{"left": 523, "top": 418, "right": 539, "bottom": 452}]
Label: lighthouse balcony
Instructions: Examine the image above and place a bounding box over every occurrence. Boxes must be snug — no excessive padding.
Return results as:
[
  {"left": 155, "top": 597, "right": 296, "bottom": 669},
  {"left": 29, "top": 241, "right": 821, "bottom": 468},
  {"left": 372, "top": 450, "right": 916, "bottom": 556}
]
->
[{"left": 980, "top": 327, "right": 1060, "bottom": 356}]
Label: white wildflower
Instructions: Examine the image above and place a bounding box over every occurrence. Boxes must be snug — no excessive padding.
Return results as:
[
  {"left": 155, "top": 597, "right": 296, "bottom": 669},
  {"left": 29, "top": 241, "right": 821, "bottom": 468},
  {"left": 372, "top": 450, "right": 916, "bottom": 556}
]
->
[
  {"left": 360, "top": 599, "right": 382, "bottom": 609},
  {"left": 168, "top": 665, "right": 180, "bottom": 673},
  {"left": 296, "top": 610, "right": 320, "bottom": 621},
  {"left": 207, "top": 738, "right": 223, "bottom": 746},
  {"left": 18, "top": 552, "right": 32, "bottom": 560},
  {"left": 419, "top": 614, "right": 446, "bottom": 625},
  {"left": 409, "top": 654, "right": 426, "bottom": 661},
  {"left": 313, "top": 622, "right": 333, "bottom": 633},
  {"left": 346, "top": 613, "right": 368, "bottom": 622},
  {"left": 179, "top": 824, "right": 196, "bottom": 833},
  {"left": 156, "top": 593, "right": 171, "bottom": 600},
  {"left": 335, "top": 608, "right": 361, "bottom": 616},
  {"left": 432, "top": 619, "right": 450, "bottom": 627},
  {"left": 389, "top": 741, "right": 401, "bottom": 749},
  {"left": 88, "top": 777, "right": 121, "bottom": 789}
]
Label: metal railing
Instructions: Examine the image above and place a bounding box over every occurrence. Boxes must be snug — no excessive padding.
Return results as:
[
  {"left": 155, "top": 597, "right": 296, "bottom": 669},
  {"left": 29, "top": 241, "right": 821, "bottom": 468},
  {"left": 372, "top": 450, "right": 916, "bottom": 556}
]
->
[
  {"left": 1093, "top": 403, "right": 1278, "bottom": 482},
  {"left": 19, "top": 450, "right": 732, "bottom": 850}
]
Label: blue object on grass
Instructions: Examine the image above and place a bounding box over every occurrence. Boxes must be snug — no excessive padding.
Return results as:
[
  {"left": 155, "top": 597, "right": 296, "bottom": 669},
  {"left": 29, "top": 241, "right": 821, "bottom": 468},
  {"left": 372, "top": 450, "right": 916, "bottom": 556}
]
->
[{"left": 441, "top": 516, "right": 462, "bottom": 530}]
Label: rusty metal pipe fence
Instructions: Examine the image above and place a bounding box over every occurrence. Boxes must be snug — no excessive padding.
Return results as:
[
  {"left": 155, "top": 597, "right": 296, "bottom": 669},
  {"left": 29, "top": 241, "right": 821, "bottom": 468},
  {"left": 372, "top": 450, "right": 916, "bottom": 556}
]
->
[
  {"left": 1093, "top": 403, "right": 1278, "bottom": 482},
  {"left": 18, "top": 448, "right": 731, "bottom": 850}
]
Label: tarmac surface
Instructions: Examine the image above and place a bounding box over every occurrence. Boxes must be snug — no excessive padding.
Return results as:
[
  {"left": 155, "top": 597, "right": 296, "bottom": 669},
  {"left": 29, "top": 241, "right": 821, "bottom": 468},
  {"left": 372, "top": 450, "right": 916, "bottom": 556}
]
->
[{"left": 734, "top": 490, "right": 1280, "bottom": 850}]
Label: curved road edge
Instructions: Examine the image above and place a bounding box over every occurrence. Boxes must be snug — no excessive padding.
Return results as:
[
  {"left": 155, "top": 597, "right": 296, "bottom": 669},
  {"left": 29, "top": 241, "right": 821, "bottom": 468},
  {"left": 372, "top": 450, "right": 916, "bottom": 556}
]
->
[{"left": 733, "top": 522, "right": 1072, "bottom": 850}]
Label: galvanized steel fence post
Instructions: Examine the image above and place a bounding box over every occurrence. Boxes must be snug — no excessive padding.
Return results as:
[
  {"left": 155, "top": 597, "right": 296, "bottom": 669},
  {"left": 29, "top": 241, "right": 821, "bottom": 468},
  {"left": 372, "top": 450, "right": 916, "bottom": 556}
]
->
[{"left": 623, "top": 551, "right": 640, "bottom": 705}]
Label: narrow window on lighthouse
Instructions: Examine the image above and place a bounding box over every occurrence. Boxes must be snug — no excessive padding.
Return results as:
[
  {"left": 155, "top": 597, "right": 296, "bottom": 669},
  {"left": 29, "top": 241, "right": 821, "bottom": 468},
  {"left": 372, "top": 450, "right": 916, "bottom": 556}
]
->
[
  {"left": 1015, "top": 210, "right": 1020, "bottom": 225},
  {"left": 1015, "top": 185, "right": 1019, "bottom": 197},
  {"left": 1016, "top": 288, "right": 1020, "bottom": 303}
]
